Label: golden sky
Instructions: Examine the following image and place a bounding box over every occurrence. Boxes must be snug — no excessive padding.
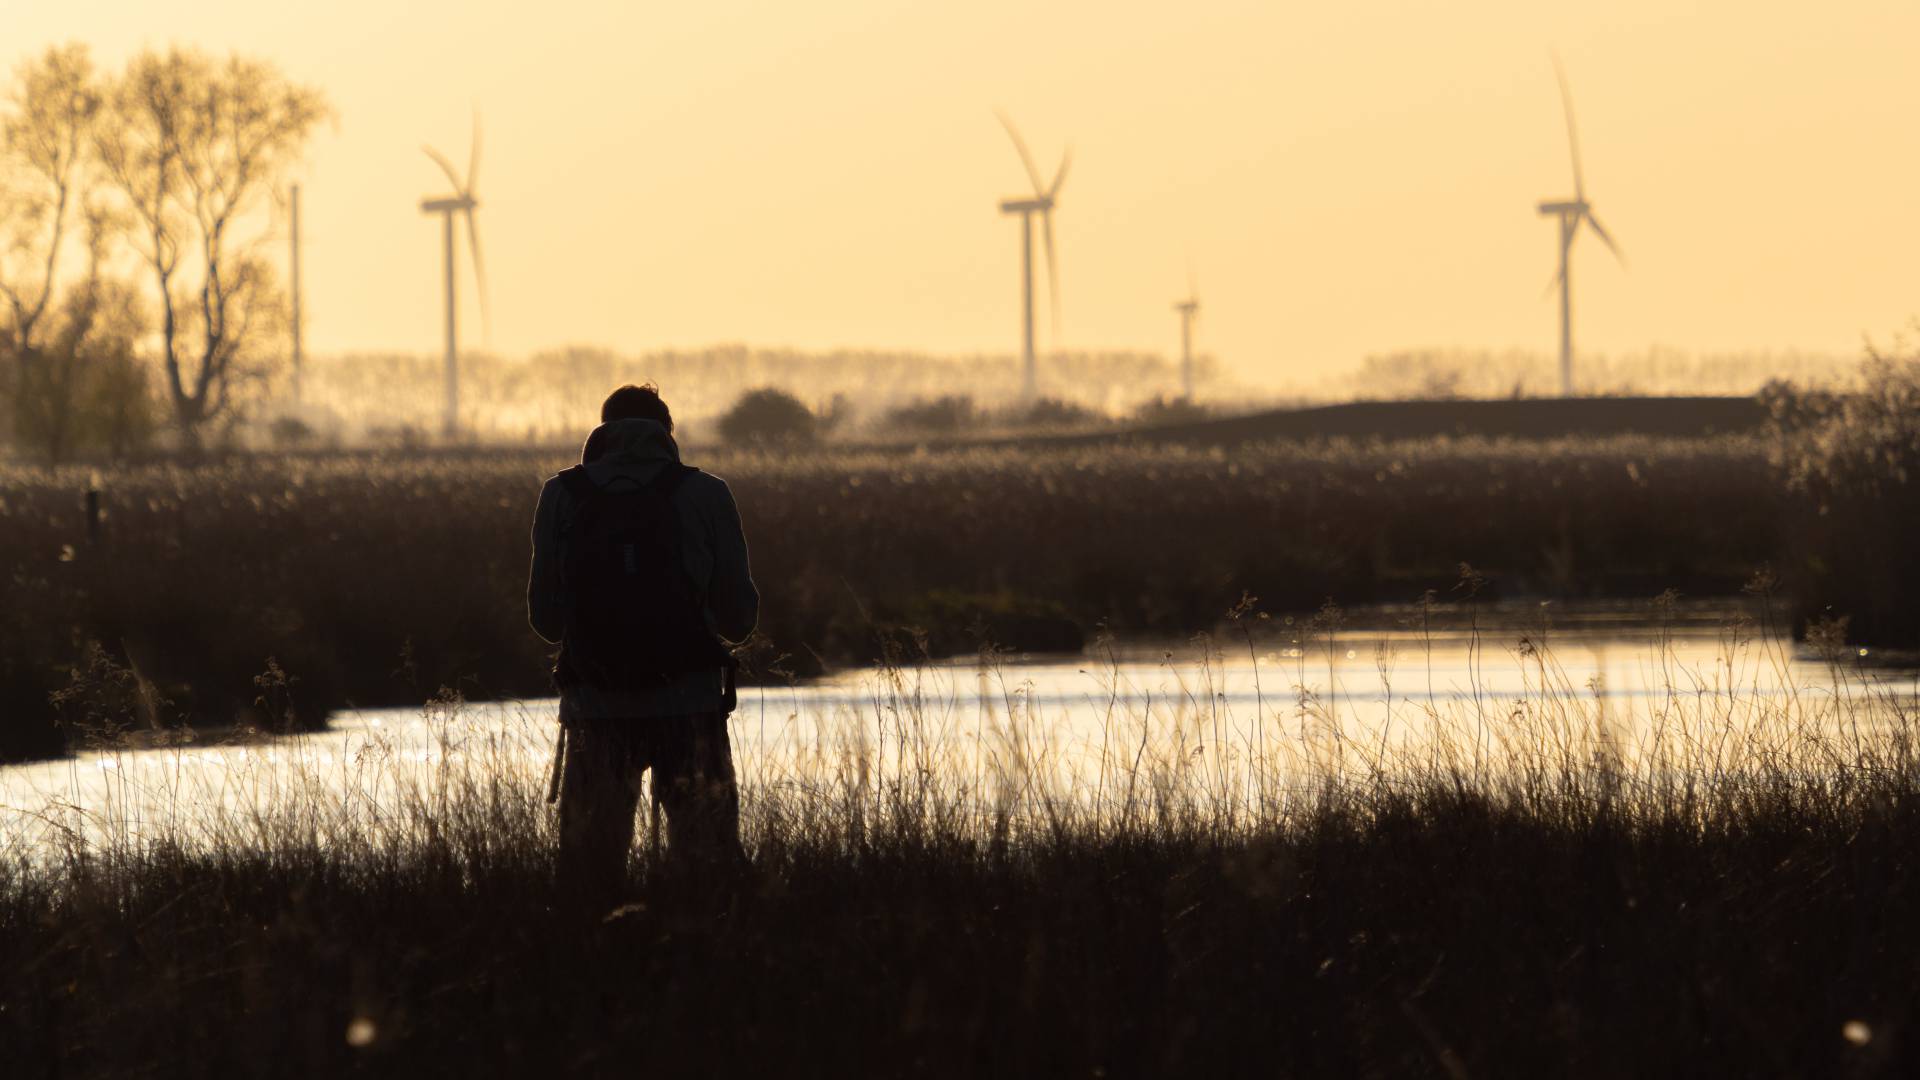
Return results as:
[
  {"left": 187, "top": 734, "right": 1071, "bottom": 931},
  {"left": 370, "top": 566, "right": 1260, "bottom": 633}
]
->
[{"left": 14, "top": 0, "right": 1920, "bottom": 386}]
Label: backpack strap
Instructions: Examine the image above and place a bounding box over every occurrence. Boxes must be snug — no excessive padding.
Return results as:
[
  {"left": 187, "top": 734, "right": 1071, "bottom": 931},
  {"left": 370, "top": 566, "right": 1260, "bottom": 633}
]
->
[
  {"left": 648, "top": 463, "right": 698, "bottom": 498},
  {"left": 557, "top": 464, "right": 597, "bottom": 506}
]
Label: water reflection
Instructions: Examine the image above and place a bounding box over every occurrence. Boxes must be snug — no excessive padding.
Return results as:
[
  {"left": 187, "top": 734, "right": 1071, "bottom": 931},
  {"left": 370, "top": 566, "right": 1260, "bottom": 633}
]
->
[{"left": 3, "top": 627, "right": 1913, "bottom": 858}]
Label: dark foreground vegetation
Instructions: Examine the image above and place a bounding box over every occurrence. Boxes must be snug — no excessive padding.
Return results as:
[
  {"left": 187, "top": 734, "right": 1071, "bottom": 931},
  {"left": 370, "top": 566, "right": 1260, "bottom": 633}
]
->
[
  {"left": 10, "top": 813, "right": 1916, "bottom": 1076},
  {"left": 5, "top": 707, "right": 1917, "bottom": 1077}
]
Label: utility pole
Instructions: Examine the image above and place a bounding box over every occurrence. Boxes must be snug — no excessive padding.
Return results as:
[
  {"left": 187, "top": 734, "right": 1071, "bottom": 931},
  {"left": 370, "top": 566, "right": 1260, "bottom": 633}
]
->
[
  {"left": 1174, "top": 297, "right": 1199, "bottom": 400},
  {"left": 290, "top": 183, "right": 303, "bottom": 402}
]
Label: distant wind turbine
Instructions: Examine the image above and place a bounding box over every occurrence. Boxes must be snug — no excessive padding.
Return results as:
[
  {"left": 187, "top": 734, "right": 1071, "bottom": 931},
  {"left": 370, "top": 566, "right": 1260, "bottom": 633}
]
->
[
  {"left": 995, "top": 111, "right": 1070, "bottom": 402},
  {"left": 1537, "top": 58, "right": 1623, "bottom": 398},
  {"left": 420, "top": 113, "right": 491, "bottom": 438},
  {"left": 1173, "top": 271, "right": 1200, "bottom": 401}
]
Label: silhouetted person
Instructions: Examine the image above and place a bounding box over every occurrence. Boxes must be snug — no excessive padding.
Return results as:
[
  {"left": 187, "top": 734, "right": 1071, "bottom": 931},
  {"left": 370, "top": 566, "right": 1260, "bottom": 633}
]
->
[{"left": 529, "top": 383, "right": 759, "bottom": 908}]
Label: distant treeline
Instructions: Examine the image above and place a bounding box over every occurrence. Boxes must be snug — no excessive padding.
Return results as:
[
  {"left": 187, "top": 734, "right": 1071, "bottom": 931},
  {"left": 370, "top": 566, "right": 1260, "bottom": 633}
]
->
[
  {"left": 283, "top": 344, "right": 1227, "bottom": 446},
  {"left": 279, "top": 343, "right": 1852, "bottom": 448},
  {"left": 1345, "top": 346, "right": 1855, "bottom": 401}
]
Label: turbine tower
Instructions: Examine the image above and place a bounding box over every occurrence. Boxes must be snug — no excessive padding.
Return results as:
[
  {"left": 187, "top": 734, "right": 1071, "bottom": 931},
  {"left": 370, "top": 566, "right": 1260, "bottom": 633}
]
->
[
  {"left": 995, "top": 111, "right": 1070, "bottom": 402},
  {"left": 1537, "top": 59, "right": 1623, "bottom": 397},
  {"left": 1173, "top": 272, "right": 1200, "bottom": 401},
  {"left": 420, "top": 114, "right": 490, "bottom": 439}
]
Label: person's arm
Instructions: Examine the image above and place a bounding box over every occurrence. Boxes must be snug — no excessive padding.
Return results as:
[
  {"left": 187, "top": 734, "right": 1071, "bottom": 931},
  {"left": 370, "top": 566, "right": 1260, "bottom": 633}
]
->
[
  {"left": 703, "top": 479, "right": 760, "bottom": 644},
  {"left": 527, "top": 478, "right": 567, "bottom": 645}
]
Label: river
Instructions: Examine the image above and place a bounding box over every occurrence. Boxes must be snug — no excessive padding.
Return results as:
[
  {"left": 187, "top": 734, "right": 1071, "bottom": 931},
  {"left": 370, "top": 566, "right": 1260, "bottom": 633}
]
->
[{"left": 4, "top": 620, "right": 1915, "bottom": 857}]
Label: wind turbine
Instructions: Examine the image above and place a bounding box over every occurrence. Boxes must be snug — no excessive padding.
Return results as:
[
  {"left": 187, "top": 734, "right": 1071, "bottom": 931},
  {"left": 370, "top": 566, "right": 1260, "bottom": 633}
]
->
[
  {"left": 995, "top": 111, "right": 1070, "bottom": 402},
  {"left": 1537, "top": 59, "right": 1623, "bottom": 398},
  {"left": 420, "top": 114, "right": 490, "bottom": 438},
  {"left": 1173, "top": 270, "right": 1200, "bottom": 400}
]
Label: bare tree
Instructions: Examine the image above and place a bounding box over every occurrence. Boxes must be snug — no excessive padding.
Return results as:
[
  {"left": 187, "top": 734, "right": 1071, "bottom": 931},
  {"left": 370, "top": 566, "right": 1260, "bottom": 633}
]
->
[
  {"left": 94, "top": 47, "right": 326, "bottom": 445},
  {"left": 0, "top": 45, "right": 102, "bottom": 458},
  {"left": 0, "top": 44, "right": 97, "bottom": 349}
]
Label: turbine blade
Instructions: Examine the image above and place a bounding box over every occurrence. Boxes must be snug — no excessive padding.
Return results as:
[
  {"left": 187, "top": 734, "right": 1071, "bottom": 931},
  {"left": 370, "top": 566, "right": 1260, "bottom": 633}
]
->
[
  {"left": 1541, "top": 265, "right": 1564, "bottom": 300},
  {"left": 467, "top": 109, "right": 481, "bottom": 196},
  {"left": 1047, "top": 145, "right": 1073, "bottom": 199},
  {"left": 423, "top": 145, "right": 463, "bottom": 191},
  {"left": 1552, "top": 54, "right": 1584, "bottom": 201},
  {"left": 464, "top": 207, "right": 492, "bottom": 344},
  {"left": 1584, "top": 210, "right": 1625, "bottom": 265},
  {"left": 1042, "top": 209, "right": 1061, "bottom": 346},
  {"left": 994, "top": 109, "right": 1045, "bottom": 196}
]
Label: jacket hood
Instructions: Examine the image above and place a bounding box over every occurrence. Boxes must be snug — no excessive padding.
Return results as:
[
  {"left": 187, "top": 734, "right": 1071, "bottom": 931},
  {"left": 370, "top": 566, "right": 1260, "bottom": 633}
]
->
[{"left": 581, "top": 418, "right": 680, "bottom": 469}]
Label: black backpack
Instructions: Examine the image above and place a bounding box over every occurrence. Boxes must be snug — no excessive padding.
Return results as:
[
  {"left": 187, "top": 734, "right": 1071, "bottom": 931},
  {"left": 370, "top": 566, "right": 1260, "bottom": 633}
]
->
[{"left": 553, "top": 463, "right": 732, "bottom": 692}]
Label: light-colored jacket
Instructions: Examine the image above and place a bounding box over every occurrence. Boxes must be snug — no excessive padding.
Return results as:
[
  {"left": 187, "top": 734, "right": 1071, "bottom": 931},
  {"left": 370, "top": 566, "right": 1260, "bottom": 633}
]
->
[{"left": 527, "top": 418, "right": 759, "bottom": 718}]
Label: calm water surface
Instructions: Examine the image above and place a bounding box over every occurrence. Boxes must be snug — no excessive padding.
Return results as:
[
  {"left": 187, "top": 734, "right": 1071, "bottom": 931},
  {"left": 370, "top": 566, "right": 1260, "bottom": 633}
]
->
[{"left": 4, "top": 624, "right": 1914, "bottom": 855}]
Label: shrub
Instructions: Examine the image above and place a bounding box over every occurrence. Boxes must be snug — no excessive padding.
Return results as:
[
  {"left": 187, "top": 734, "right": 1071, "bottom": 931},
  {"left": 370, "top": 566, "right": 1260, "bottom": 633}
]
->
[
  {"left": 1773, "top": 348, "right": 1920, "bottom": 645},
  {"left": 719, "top": 387, "right": 817, "bottom": 447},
  {"left": 85, "top": 348, "right": 161, "bottom": 458},
  {"left": 1131, "top": 394, "right": 1210, "bottom": 427},
  {"left": 1757, "top": 377, "right": 1841, "bottom": 432},
  {"left": 268, "top": 415, "right": 317, "bottom": 447},
  {"left": 999, "top": 396, "right": 1103, "bottom": 430},
  {"left": 880, "top": 395, "right": 977, "bottom": 437},
  {"left": 5, "top": 280, "right": 158, "bottom": 462}
]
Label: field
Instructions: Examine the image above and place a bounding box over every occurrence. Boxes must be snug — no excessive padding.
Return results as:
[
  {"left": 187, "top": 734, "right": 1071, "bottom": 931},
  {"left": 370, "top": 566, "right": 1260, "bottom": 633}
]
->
[
  {"left": 5, "top": 368, "right": 1918, "bottom": 1074},
  {"left": 1042, "top": 394, "right": 1771, "bottom": 447},
  {"left": 4, "top": 634, "right": 1917, "bottom": 1075},
  {"left": 0, "top": 434, "right": 1787, "bottom": 761}
]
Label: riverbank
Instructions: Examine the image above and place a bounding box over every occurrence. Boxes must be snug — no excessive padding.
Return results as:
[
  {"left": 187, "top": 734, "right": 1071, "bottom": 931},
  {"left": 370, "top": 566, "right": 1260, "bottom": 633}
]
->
[{"left": 4, "top": 632, "right": 1915, "bottom": 1076}]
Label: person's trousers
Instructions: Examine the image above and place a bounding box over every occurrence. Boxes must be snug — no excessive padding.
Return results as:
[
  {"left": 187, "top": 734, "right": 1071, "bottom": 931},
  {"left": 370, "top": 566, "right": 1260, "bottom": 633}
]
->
[{"left": 555, "top": 711, "right": 742, "bottom": 906}]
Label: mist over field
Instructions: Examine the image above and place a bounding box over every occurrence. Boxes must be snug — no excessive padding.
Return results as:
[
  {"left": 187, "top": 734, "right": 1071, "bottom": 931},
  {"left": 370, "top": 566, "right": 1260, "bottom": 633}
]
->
[{"left": 157, "top": 342, "right": 1855, "bottom": 452}]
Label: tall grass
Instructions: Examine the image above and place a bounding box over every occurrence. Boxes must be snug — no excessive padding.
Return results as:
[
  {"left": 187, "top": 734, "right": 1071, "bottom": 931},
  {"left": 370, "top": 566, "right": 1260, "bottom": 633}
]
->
[
  {"left": 3, "top": 627, "right": 1916, "bottom": 1074},
  {"left": 0, "top": 435, "right": 1780, "bottom": 760}
]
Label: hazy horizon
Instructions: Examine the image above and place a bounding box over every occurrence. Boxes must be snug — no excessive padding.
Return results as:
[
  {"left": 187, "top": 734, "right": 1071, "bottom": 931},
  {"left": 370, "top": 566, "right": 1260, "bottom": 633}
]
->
[{"left": 17, "top": 1, "right": 1920, "bottom": 389}]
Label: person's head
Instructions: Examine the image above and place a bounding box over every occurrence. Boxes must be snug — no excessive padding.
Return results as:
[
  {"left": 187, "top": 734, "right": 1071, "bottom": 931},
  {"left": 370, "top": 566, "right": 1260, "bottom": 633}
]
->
[{"left": 600, "top": 382, "right": 673, "bottom": 433}]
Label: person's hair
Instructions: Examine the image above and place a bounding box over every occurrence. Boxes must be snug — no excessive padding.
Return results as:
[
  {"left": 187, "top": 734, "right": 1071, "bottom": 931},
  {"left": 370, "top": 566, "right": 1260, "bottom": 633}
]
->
[{"left": 600, "top": 382, "right": 673, "bottom": 432}]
